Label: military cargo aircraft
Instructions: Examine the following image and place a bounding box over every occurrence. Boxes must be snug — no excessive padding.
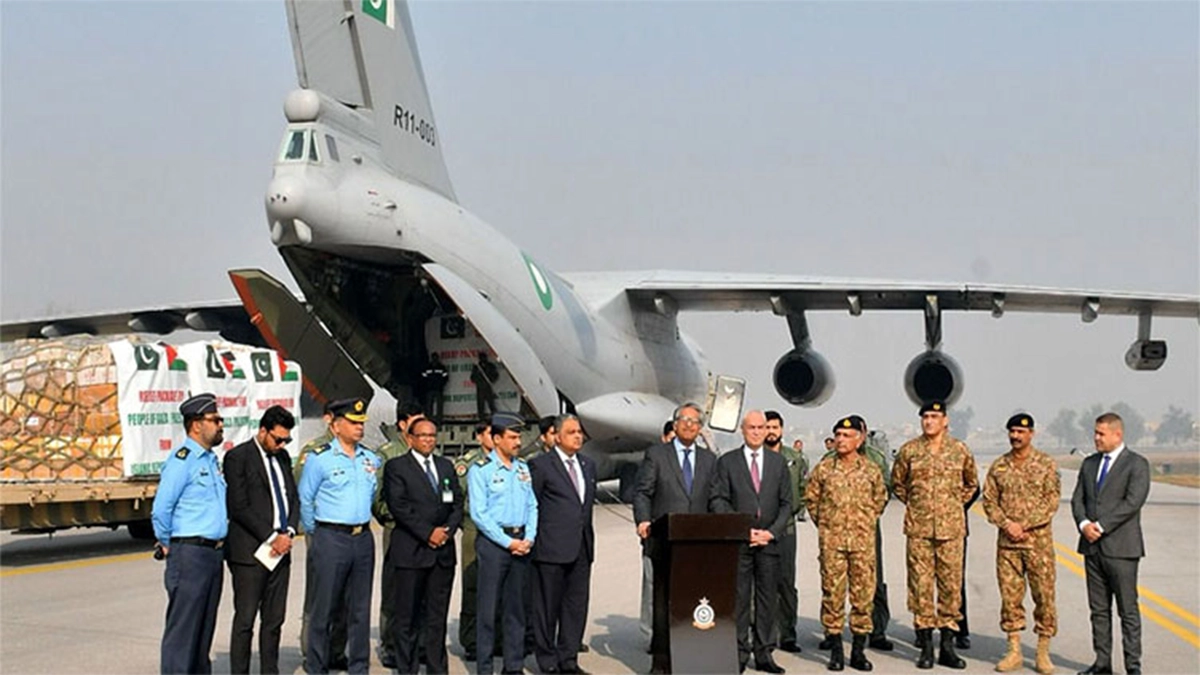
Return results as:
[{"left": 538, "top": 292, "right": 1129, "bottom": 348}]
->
[{"left": 3, "top": 0, "right": 1197, "bottom": 486}]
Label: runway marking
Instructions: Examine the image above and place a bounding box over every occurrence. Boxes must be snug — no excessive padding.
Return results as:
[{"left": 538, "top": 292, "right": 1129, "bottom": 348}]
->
[
  {"left": 0, "top": 551, "right": 152, "bottom": 578},
  {"left": 1053, "top": 542, "right": 1200, "bottom": 629},
  {"left": 968, "top": 503, "right": 1200, "bottom": 649}
]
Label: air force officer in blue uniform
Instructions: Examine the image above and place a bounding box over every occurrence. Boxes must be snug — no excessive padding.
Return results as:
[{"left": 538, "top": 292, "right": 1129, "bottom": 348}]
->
[
  {"left": 298, "top": 398, "right": 381, "bottom": 674},
  {"left": 469, "top": 412, "right": 539, "bottom": 675},
  {"left": 151, "top": 393, "right": 228, "bottom": 675}
]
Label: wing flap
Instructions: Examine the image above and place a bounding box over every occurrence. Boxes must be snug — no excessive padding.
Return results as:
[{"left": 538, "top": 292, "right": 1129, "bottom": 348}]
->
[{"left": 622, "top": 272, "right": 1199, "bottom": 318}]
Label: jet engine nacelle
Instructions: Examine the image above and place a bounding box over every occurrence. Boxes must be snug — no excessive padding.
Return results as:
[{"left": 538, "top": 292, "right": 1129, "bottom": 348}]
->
[
  {"left": 904, "top": 350, "right": 964, "bottom": 407},
  {"left": 772, "top": 348, "right": 835, "bottom": 407}
]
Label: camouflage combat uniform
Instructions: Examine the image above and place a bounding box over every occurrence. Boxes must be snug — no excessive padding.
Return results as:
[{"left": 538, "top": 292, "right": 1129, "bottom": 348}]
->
[
  {"left": 892, "top": 435, "right": 979, "bottom": 631},
  {"left": 373, "top": 433, "right": 411, "bottom": 660},
  {"left": 777, "top": 443, "right": 808, "bottom": 644},
  {"left": 805, "top": 452, "right": 888, "bottom": 636},
  {"left": 826, "top": 442, "right": 893, "bottom": 639},
  {"left": 982, "top": 447, "right": 1061, "bottom": 637},
  {"left": 455, "top": 445, "right": 487, "bottom": 655}
]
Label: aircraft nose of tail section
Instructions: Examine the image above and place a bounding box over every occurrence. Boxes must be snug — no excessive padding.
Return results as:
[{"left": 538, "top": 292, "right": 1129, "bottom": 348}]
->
[{"left": 265, "top": 177, "right": 304, "bottom": 222}]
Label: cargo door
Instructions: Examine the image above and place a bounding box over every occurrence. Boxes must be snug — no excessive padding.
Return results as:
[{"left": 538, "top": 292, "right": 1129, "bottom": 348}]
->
[
  {"left": 421, "top": 263, "right": 559, "bottom": 418},
  {"left": 228, "top": 268, "right": 372, "bottom": 405}
]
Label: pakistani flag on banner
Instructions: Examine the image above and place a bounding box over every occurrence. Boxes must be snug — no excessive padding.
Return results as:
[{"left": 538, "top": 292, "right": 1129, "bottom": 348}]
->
[{"left": 251, "top": 352, "right": 274, "bottom": 382}]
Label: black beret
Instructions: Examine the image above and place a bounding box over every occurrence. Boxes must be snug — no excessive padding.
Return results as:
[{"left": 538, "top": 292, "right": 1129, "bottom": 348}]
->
[
  {"left": 919, "top": 400, "right": 947, "bottom": 416},
  {"left": 180, "top": 393, "right": 218, "bottom": 417},
  {"left": 1006, "top": 413, "right": 1035, "bottom": 430},
  {"left": 490, "top": 411, "right": 525, "bottom": 432},
  {"left": 329, "top": 397, "right": 369, "bottom": 422},
  {"left": 833, "top": 415, "right": 867, "bottom": 433}
]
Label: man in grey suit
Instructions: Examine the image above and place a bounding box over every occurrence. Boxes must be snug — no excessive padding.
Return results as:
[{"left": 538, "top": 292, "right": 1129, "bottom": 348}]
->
[
  {"left": 633, "top": 402, "right": 717, "bottom": 665},
  {"left": 1071, "top": 412, "right": 1150, "bottom": 675},
  {"left": 710, "top": 410, "right": 793, "bottom": 674}
]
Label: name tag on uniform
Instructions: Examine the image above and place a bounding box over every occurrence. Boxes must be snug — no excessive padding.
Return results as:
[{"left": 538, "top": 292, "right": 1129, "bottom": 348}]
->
[{"left": 442, "top": 487, "right": 454, "bottom": 504}]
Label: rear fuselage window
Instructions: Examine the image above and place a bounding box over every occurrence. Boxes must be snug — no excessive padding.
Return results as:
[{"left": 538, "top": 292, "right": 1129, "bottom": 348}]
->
[
  {"left": 308, "top": 130, "right": 320, "bottom": 162},
  {"left": 282, "top": 130, "right": 306, "bottom": 160},
  {"left": 325, "top": 134, "right": 340, "bottom": 162}
]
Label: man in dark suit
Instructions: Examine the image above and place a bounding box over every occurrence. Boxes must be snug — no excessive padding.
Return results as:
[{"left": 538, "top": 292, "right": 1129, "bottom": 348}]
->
[
  {"left": 529, "top": 414, "right": 596, "bottom": 674},
  {"left": 384, "top": 417, "right": 464, "bottom": 675},
  {"left": 1071, "top": 412, "right": 1150, "bottom": 675},
  {"left": 224, "top": 405, "right": 301, "bottom": 675},
  {"left": 710, "top": 410, "right": 793, "bottom": 674},
  {"left": 633, "top": 402, "right": 717, "bottom": 660}
]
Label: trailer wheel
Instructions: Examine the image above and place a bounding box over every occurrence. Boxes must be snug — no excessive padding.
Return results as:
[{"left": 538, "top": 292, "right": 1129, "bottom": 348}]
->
[{"left": 126, "top": 519, "right": 155, "bottom": 540}]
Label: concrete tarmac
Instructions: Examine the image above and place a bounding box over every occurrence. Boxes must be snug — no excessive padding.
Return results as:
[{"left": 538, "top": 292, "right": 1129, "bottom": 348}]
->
[{"left": 2, "top": 462, "right": 1198, "bottom": 674}]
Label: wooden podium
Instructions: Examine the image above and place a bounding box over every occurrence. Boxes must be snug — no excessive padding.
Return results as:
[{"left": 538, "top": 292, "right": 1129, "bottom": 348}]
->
[{"left": 649, "top": 512, "right": 751, "bottom": 674}]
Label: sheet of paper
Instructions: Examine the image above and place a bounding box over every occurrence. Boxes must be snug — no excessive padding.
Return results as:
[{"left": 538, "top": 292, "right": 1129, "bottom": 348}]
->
[{"left": 254, "top": 532, "right": 282, "bottom": 571}]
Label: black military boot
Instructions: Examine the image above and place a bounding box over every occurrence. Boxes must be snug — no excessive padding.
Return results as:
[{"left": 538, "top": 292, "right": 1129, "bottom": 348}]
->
[
  {"left": 849, "top": 634, "right": 873, "bottom": 672},
  {"left": 827, "top": 635, "right": 845, "bottom": 671},
  {"left": 938, "top": 628, "right": 966, "bottom": 669},
  {"left": 916, "top": 629, "right": 935, "bottom": 669}
]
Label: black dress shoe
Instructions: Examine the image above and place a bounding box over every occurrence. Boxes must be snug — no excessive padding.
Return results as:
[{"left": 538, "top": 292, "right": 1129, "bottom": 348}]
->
[
  {"left": 380, "top": 651, "right": 397, "bottom": 669},
  {"left": 779, "top": 640, "right": 803, "bottom": 653},
  {"left": 755, "top": 657, "right": 786, "bottom": 674},
  {"left": 867, "top": 636, "right": 893, "bottom": 651},
  {"left": 954, "top": 633, "right": 970, "bottom": 650},
  {"left": 1077, "top": 666, "right": 1113, "bottom": 675}
]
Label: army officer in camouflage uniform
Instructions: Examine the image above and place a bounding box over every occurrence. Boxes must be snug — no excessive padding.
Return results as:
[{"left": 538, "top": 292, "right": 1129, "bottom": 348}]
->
[
  {"left": 983, "top": 414, "right": 1060, "bottom": 675},
  {"left": 892, "top": 401, "right": 979, "bottom": 670},
  {"left": 806, "top": 415, "right": 888, "bottom": 672}
]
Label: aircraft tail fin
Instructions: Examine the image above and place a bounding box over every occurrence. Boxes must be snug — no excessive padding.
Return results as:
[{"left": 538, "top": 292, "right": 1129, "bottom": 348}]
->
[{"left": 285, "top": 0, "right": 455, "bottom": 201}]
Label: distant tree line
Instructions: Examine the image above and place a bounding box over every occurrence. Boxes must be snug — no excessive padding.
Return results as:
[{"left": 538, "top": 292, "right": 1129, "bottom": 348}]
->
[{"left": 1044, "top": 403, "right": 1197, "bottom": 448}]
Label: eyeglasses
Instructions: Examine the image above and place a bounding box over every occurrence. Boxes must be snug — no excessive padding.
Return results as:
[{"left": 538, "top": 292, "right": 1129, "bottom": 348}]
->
[
  {"left": 675, "top": 416, "right": 701, "bottom": 426},
  {"left": 202, "top": 415, "right": 225, "bottom": 425},
  {"left": 269, "top": 432, "right": 292, "bottom": 445}
]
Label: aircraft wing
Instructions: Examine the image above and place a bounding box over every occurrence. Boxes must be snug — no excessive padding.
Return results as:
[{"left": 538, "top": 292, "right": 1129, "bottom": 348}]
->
[
  {"left": 621, "top": 272, "right": 1200, "bottom": 319},
  {"left": 0, "top": 301, "right": 261, "bottom": 344}
]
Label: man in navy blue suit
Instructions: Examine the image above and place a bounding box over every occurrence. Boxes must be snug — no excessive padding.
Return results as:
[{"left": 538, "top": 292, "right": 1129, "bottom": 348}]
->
[
  {"left": 383, "top": 417, "right": 463, "bottom": 675},
  {"left": 528, "top": 414, "right": 596, "bottom": 674}
]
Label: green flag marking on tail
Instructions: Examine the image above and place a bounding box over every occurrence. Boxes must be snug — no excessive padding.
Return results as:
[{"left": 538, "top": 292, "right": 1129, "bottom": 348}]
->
[
  {"left": 522, "top": 252, "right": 553, "bottom": 311},
  {"left": 362, "top": 0, "right": 394, "bottom": 29}
]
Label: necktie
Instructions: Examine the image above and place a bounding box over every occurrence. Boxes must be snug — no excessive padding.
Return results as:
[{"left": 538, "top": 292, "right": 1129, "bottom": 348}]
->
[
  {"left": 682, "top": 448, "right": 694, "bottom": 495},
  {"left": 425, "top": 457, "right": 439, "bottom": 492},
  {"left": 1097, "top": 453, "right": 1112, "bottom": 490},
  {"left": 567, "top": 458, "right": 584, "bottom": 503},
  {"left": 751, "top": 451, "right": 761, "bottom": 493},
  {"left": 267, "top": 455, "right": 288, "bottom": 532}
]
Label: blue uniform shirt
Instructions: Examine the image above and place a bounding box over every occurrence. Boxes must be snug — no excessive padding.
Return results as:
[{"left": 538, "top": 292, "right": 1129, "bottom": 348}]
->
[
  {"left": 151, "top": 437, "right": 228, "bottom": 547},
  {"left": 468, "top": 452, "right": 538, "bottom": 548},
  {"left": 298, "top": 440, "right": 381, "bottom": 533}
]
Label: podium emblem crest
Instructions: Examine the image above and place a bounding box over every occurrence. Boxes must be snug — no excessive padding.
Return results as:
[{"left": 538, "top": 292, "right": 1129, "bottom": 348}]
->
[{"left": 692, "top": 597, "right": 716, "bottom": 630}]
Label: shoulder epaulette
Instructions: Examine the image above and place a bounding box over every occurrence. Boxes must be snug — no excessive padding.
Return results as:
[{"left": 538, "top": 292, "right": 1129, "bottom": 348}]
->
[
  {"left": 474, "top": 456, "right": 490, "bottom": 467},
  {"left": 175, "top": 447, "right": 190, "bottom": 460},
  {"left": 312, "top": 442, "right": 332, "bottom": 455}
]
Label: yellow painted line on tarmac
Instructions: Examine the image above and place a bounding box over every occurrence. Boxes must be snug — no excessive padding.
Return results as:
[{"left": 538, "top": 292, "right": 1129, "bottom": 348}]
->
[
  {"left": 969, "top": 503, "right": 1200, "bottom": 648},
  {"left": 1051, "top": 552, "right": 1199, "bottom": 647},
  {"left": 0, "top": 551, "right": 152, "bottom": 578},
  {"left": 1052, "top": 542, "right": 1200, "bottom": 629}
]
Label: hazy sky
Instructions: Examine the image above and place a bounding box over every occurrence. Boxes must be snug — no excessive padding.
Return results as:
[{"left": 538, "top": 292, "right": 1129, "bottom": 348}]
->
[{"left": 2, "top": 1, "right": 1197, "bottom": 440}]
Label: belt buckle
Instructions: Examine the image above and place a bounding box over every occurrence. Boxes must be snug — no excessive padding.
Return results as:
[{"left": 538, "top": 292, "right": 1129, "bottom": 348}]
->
[
  {"left": 351, "top": 525, "right": 364, "bottom": 536},
  {"left": 214, "top": 539, "right": 224, "bottom": 549}
]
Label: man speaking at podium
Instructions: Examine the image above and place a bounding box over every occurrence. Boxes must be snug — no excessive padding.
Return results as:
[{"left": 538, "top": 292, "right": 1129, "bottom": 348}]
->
[{"left": 710, "top": 410, "right": 793, "bottom": 674}]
